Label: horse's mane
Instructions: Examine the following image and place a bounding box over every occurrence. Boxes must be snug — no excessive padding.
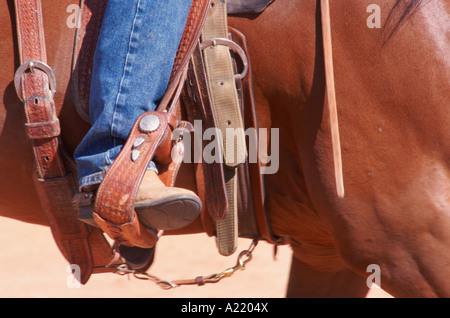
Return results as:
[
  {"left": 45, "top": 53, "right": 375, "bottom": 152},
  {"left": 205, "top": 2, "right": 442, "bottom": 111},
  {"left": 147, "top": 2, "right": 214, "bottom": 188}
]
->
[{"left": 384, "top": 0, "right": 426, "bottom": 42}]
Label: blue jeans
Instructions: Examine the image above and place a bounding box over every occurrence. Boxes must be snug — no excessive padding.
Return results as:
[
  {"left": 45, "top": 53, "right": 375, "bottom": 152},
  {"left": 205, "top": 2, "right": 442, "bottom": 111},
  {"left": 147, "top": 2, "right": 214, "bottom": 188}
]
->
[{"left": 74, "top": 0, "right": 192, "bottom": 190}]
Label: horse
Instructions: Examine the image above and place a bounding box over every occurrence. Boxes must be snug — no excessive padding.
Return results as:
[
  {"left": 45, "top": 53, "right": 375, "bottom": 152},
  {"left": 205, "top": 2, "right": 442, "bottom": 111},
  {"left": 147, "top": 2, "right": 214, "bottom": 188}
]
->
[{"left": 1, "top": 0, "right": 449, "bottom": 297}]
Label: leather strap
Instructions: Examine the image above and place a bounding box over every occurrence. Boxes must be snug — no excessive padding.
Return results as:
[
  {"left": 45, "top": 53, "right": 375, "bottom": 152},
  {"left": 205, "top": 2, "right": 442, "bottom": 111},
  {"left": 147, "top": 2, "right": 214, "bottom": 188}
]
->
[
  {"left": 201, "top": 0, "right": 246, "bottom": 167},
  {"left": 14, "top": 1, "right": 65, "bottom": 179},
  {"left": 321, "top": 0, "right": 344, "bottom": 198},
  {"left": 183, "top": 44, "right": 228, "bottom": 228},
  {"left": 160, "top": 0, "right": 211, "bottom": 112},
  {"left": 200, "top": 0, "right": 246, "bottom": 256},
  {"left": 72, "top": 0, "right": 109, "bottom": 124},
  {"left": 93, "top": 112, "right": 169, "bottom": 248},
  {"left": 13, "top": 0, "right": 96, "bottom": 284}
]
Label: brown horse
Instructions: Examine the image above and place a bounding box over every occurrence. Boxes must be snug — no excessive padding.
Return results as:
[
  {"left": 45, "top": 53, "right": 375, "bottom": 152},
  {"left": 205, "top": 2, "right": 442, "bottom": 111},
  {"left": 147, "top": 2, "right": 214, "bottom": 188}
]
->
[{"left": 1, "top": 0, "right": 449, "bottom": 297}]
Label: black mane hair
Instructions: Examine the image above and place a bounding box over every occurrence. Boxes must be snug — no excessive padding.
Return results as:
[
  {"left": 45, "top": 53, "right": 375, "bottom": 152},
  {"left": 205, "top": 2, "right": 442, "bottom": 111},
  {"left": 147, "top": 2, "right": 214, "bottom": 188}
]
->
[{"left": 384, "top": 0, "right": 426, "bottom": 42}]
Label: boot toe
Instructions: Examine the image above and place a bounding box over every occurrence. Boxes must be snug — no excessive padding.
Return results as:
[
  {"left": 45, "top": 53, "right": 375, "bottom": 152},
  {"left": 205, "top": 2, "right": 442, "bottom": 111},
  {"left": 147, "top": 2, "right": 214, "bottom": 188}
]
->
[{"left": 135, "top": 194, "right": 201, "bottom": 230}]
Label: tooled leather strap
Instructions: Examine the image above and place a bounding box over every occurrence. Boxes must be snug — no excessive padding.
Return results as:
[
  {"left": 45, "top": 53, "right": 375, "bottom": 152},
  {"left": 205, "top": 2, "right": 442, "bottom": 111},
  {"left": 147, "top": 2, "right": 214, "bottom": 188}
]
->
[
  {"left": 160, "top": 0, "right": 211, "bottom": 112},
  {"left": 93, "top": 0, "right": 211, "bottom": 248},
  {"left": 14, "top": 0, "right": 95, "bottom": 283},
  {"left": 14, "top": 0, "right": 64, "bottom": 178},
  {"left": 93, "top": 112, "right": 171, "bottom": 248},
  {"left": 72, "top": 0, "right": 109, "bottom": 123}
]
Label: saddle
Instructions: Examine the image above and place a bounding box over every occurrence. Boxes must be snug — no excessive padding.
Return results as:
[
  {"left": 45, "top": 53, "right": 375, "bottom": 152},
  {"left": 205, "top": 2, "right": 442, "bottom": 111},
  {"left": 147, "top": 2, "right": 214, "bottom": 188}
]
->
[{"left": 14, "top": 0, "right": 285, "bottom": 285}]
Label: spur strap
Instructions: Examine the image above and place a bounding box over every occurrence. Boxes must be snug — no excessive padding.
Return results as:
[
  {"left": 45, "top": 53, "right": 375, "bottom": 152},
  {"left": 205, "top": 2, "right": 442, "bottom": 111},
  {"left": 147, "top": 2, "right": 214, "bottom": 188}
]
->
[{"left": 13, "top": 0, "right": 97, "bottom": 283}]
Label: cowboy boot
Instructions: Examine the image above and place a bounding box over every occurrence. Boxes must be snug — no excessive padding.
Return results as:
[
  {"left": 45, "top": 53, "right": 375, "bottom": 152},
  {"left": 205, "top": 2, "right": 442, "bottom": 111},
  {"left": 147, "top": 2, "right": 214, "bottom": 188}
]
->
[
  {"left": 134, "top": 170, "right": 201, "bottom": 230},
  {"left": 75, "top": 170, "right": 201, "bottom": 231}
]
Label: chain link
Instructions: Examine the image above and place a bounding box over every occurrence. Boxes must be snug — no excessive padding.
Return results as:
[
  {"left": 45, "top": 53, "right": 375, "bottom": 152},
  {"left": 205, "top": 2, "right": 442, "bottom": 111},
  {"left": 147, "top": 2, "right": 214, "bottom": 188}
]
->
[{"left": 112, "top": 239, "right": 258, "bottom": 290}]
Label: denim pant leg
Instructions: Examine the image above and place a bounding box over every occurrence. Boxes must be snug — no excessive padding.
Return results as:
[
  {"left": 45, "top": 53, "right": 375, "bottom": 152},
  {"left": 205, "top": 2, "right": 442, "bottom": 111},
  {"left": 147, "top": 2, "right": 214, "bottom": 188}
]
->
[{"left": 74, "top": 0, "right": 193, "bottom": 190}]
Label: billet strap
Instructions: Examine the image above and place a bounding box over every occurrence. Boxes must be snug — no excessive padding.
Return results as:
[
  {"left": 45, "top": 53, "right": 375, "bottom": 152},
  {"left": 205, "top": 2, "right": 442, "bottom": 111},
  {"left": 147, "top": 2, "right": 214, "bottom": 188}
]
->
[
  {"left": 200, "top": 0, "right": 246, "bottom": 167},
  {"left": 200, "top": 0, "right": 246, "bottom": 256},
  {"left": 13, "top": 0, "right": 96, "bottom": 284},
  {"left": 183, "top": 44, "right": 228, "bottom": 229},
  {"left": 229, "top": 27, "right": 287, "bottom": 246}
]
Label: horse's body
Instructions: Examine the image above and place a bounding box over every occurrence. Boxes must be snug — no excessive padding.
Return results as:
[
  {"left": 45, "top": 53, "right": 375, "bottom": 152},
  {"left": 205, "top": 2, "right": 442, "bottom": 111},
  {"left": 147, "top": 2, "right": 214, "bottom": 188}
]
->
[{"left": 1, "top": 0, "right": 449, "bottom": 297}]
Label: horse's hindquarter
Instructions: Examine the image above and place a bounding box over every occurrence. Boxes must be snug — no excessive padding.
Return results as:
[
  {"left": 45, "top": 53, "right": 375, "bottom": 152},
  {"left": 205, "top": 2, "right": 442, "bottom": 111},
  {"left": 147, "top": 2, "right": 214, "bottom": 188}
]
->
[
  {"left": 232, "top": 0, "right": 450, "bottom": 297},
  {"left": 326, "top": 0, "right": 450, "bottom": 297}
]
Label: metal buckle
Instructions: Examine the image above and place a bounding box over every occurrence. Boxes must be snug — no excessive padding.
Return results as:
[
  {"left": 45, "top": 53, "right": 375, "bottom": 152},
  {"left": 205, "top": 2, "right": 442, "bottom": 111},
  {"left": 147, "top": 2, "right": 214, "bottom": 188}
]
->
[
  {"left": 14, "top": 60, "right": 57, "bottom": 102},
  {"left": 200, "top": 38, "right": 249, "bottom": 81}
]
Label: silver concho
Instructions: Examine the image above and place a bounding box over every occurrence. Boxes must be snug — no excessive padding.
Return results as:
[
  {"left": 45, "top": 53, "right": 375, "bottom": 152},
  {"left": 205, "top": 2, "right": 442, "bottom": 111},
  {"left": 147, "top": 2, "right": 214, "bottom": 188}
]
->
[
  {"left": 133, "top": 136, "right": 145, "bottom": 148},
  {"left": 131, "top": 149, "right": 140, "bottom": 162},
  {"left": 139, "top": 114, "right": 160, "bottom": 132}
]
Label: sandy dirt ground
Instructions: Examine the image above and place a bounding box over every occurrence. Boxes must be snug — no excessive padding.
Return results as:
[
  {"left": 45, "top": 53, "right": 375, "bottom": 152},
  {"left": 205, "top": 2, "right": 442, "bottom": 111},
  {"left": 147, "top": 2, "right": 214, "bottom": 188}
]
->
[{"left": 0, "top": 216, "right": 391, "bottom": 298}]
